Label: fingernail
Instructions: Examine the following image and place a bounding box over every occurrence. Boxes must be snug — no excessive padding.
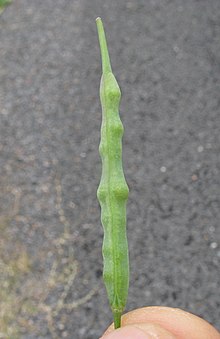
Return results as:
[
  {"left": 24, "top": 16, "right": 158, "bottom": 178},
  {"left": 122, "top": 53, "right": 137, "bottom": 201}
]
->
[{"left": 100, "top": 323, "right": 177, "bottom": 339}]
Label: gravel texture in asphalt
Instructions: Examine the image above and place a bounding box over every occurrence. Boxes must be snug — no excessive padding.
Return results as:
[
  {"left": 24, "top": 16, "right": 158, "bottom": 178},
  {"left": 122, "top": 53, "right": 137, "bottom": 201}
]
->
[{"left": 0, "top": 1, "right": 220, "bottom": 338}]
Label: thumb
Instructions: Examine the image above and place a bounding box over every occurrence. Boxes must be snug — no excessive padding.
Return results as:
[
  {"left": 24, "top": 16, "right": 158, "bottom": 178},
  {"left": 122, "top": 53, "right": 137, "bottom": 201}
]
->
[{"left": 100, "top": 323, "right": 176, "bottom": 339}]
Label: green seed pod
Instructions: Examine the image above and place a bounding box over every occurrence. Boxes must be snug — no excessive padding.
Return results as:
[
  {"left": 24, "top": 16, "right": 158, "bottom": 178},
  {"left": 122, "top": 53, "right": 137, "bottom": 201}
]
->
[{"left": 96, "top": 17, "right": 129, "bottom": 329}]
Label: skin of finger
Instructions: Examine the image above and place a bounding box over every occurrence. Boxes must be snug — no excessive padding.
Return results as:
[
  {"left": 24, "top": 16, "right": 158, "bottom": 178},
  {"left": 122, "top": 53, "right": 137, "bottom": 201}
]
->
[
  {"left": 103, "top": 306, "right": 220, "bottom": 339},
  {"left": 101, "top": 323, "right": 177, "bottom": 339}
]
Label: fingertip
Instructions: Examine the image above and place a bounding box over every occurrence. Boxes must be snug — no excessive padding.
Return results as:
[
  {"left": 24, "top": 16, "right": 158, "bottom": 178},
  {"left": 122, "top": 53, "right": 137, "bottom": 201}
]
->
[
  {"left": 102, "top": 306, "right": 220, "bottom": 339},
  {"left": 101, "top": 323, "right": 177, "bottom": 339}
]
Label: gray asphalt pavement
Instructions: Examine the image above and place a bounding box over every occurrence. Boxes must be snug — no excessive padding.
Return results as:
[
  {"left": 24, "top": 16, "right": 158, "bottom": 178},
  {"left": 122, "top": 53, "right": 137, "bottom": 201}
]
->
[{"left": 0, "top": 0, "right": 220, "bottom": 338}]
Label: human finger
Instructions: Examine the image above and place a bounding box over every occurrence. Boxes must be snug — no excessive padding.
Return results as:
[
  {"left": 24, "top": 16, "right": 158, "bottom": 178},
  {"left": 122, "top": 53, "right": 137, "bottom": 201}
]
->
[{"left": 101, "top": 306, "right": 220, "bottom": 339}]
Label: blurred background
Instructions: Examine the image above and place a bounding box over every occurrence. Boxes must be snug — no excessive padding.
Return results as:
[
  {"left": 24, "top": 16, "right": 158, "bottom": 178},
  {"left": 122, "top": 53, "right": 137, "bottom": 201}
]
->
[{"left": 0, "top": 0, "right": 220, "bottom": 338}]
